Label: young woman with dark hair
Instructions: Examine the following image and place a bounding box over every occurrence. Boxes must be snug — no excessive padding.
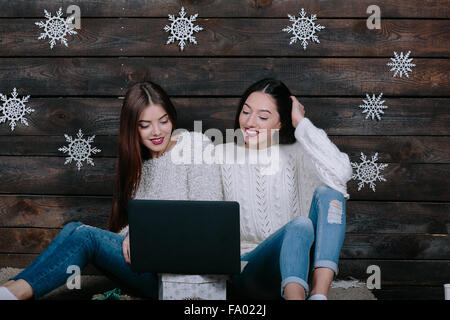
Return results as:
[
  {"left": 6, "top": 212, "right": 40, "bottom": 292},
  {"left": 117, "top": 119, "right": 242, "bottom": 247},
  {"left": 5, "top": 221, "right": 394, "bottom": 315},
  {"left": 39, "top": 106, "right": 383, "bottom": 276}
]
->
[
  {"left": 0, "top": 81, "right": 222, "bottom": 300},
  {"left": 217, "top": 78, "right": 353, "bottom": 300}
]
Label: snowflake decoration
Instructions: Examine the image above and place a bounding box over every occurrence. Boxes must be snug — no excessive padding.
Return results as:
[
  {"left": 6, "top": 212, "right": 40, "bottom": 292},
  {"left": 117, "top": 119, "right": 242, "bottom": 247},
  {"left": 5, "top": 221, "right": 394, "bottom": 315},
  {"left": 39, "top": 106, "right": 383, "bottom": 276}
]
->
[
  {"left": 359, "top": 93, "right": 388, "bottom": 121},
  {"left": 164, "top": 7, "right": 203, "bottom": 51},
  {"left": 58, "top": 129, "right": 101, "bottom": 171},
  {"left": 351, "top": 152, "right": 388, "bottom": 192},
  {"left": 282, "top": 8, "right": 325, "bottom": 50},
  {"left": 0, "top": 88, "right": 34, "bottom": 131},
  {"left": 35, "top": 8, "right": 77, "bottom": 49},
  {"left": 387, "top": 51, "right": 416, "bottom": 78}
]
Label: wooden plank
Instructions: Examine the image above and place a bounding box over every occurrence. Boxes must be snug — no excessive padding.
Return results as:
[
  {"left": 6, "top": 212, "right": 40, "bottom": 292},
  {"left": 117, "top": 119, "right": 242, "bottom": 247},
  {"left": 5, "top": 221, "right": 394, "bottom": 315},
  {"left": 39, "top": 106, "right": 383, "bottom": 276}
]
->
[
  {"left": 347, "top": 163, "right": 450, "bottom": 201},
  {"left": 340, "top": 234, "right": 450, "bottom": 259},
  {"left": 0, "top": 156, "right": 447, "bottom": 200},
  {"left": 337, "top": 259, "right": 450, "bottom": 286},
  {"left": 0, "top": 157, "right": 116, "bottom": 196},
  {"left": 0, "top": 97, "right": 122, "bottom": 136},
  {"left": 0, "top": 58, "right": 448, "bottom": 96},
  {"left": 2, "top": 136, "right": 449, "bottom": 164},
  {"left": 1, "top": 157, "right": 449, "bottom": 201},
  {"left": 1, "top": 196, "right": 448, "bottom": 234},
  {"left": 372, "top": 286, "right": 445, "bottom": 300},
  {"left": 1, "top": 228, "right": 448, "bottom": 259},
  {"left": 0, "top": 228, "right": 61, "bottom": 254},
  {"left": 0, "top": 136, "right": 119, "bottom": 157},
  {"left": 0, "top": 253, "right": 37, "bottom": 268},
  {"left": 0, "top": 0, "right": 448, "bottom": 18},
  {"left": 2, "top": 18, "right": 449, "bottom": 57},
  {"left": 336, "top": 136, "right": 450, "bottom": 164},
  {"left": 346, "top": 202, "right": 450, "bottom": 234},
  {"left": 0, "top": 97, "right": 448, "bottom": 137},
  {"left": 0, "top": 254, "right": 103, "bottom": 275},
  {"left": 0, "top": 195, "right": 111, "bottom": 228}
]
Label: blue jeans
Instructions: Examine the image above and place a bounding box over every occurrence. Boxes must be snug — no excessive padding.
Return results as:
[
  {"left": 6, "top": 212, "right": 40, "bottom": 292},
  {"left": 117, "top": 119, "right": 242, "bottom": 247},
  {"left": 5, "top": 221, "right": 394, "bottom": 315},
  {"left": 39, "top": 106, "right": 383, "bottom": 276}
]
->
[
  {"left": 11, "top": 185, "right": 345, "bottom": 300},
  {"left": 10, "top": 223, "right": 158, "bottom": 299},
  {"left": 228, "top": 185, "right": 346, "bottom": 299}
]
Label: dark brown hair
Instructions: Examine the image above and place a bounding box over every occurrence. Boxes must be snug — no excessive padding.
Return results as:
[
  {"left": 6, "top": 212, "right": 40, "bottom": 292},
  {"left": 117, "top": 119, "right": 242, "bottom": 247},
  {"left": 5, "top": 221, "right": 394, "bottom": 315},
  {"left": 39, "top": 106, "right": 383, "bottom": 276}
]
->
[
  {"left": 107, "top": 81, "right": 177, "bottom": 233},
  {"left": 234, "top": 78, "right": 296, "bottom": 144}
]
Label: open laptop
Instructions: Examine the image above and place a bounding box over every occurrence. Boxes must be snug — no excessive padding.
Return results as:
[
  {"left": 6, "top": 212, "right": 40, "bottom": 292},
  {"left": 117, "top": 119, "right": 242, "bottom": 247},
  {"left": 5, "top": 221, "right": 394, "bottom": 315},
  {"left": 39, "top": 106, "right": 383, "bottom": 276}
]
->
[{"left": 128, "top": 199, "right": 241, "bottom": 275}]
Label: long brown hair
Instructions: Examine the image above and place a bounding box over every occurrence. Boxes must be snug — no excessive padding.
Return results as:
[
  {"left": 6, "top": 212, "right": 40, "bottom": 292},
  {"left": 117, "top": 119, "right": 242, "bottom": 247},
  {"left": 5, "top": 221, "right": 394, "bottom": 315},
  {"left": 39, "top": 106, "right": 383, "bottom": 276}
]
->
[{"left": 108, "top": 81, "right": 177, "bottom": 233}]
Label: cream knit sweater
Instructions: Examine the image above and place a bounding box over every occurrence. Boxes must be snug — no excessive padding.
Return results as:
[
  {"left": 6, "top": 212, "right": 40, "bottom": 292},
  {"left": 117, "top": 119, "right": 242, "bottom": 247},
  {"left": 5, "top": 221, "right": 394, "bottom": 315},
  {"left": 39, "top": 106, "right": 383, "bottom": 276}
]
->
[
  {"left": 216, "top": 117, "right": 353, "bottom": 254},
  {"left": 119, "top": 118, "right": 352, "bottom": 258},
  {"left": 118, "top": 131, "right": 223, "bottom": 236}
]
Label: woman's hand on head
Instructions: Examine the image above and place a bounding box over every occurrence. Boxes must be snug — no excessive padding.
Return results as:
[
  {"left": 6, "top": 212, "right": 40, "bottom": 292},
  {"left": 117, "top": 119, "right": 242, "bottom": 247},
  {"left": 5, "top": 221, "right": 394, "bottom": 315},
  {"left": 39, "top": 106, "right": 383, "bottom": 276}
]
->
[
  {"left": 122, "top": 235, "right": 131, "bottom": 264},
  {"left": 290, "top": 96, "right": 305, "bottom": 128}
]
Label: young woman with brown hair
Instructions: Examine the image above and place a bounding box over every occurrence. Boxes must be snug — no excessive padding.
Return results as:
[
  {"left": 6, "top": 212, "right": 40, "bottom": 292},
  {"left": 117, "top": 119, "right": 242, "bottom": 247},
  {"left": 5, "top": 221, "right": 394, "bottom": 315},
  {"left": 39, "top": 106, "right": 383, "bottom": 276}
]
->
[
  {"left": 0, "top": 81, "right": 221, "bottom": 300},
  {"left": 216, "top": 78, "right": 352, "bottom": 300}
]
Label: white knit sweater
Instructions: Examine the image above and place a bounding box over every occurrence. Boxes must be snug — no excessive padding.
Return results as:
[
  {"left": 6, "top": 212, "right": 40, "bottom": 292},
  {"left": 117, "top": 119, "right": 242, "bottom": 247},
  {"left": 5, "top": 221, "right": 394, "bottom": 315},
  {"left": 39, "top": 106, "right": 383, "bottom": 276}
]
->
[
  {"left": 118, "top": 118, "right": 352, "bottom": 258},
  {"left": 216, "top": 117, "right": 353, "bottom": 254},
  {"left": 118, "top": 131, "right": 223, "bottom": 236}
]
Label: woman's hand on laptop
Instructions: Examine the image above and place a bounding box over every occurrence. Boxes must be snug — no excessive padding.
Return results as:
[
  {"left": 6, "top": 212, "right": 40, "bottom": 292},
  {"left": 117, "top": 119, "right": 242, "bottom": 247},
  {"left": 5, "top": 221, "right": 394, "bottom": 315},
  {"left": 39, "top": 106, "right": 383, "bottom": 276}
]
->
[{"left": 122, "top": 235, "right": 131, "bottom": 264}]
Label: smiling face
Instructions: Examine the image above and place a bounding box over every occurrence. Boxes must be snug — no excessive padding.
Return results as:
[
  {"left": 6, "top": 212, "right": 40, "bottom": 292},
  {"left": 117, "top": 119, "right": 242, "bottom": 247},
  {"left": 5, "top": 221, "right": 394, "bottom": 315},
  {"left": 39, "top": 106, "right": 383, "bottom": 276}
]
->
[
  {"left": 138, "top": 103, "right": 174, "bottom": 158},
  {"left": 238, "top": 91, "right": 282, "bottom": 149}
]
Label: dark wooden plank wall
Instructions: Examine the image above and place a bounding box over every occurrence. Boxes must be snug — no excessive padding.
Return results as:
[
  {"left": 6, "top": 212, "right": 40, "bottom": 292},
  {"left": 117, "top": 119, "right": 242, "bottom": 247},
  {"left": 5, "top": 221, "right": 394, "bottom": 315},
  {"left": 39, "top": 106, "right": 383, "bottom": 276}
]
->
[{"left": 0, "top": 0, "right": 449, "bottom": 300}]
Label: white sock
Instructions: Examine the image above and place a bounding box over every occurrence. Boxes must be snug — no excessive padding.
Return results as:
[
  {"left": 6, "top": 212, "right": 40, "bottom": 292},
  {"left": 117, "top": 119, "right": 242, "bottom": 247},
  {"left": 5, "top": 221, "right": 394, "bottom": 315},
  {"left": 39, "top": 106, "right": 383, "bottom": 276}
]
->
[
  {"left": 0, "top": 286, "right": 19, "bottom": 300},
  {"left": 308, "top": 293, "right": 327, "bottom": 300}
]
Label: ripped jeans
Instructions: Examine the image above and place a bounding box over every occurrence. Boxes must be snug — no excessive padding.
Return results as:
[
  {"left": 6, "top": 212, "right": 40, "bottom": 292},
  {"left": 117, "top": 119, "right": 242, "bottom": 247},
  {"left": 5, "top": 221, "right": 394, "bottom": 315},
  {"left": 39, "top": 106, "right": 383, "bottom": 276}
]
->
[
  {"left": 11, "top": 185, "right": 345, "bottom": 300},
  {"left": 10, "top": 223, "right": 158, "bottom": 299},
  {"left": 228, "top": 185, "right": 346, "bottom": 299}
]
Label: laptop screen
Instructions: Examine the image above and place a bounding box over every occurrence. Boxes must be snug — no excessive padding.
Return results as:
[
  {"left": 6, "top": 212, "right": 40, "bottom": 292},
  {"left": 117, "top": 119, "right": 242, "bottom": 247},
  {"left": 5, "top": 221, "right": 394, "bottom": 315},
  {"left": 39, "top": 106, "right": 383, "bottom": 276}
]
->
[{"left": 128, "top": 200, "right": 241, "bottom": 275}]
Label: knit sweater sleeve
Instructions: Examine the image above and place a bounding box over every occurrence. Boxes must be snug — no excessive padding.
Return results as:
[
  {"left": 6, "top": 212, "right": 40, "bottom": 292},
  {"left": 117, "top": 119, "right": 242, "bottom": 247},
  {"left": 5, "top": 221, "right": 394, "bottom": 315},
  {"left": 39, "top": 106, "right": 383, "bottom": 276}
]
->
[
  {"left": 294, "top": 117, "right": 352, "bottom": 199},
  {"left": 117, "top": 132, "right": 224, "bottom": 237},
  {"left": 187, "top": 132, "right": 223, "bottom": 201}
]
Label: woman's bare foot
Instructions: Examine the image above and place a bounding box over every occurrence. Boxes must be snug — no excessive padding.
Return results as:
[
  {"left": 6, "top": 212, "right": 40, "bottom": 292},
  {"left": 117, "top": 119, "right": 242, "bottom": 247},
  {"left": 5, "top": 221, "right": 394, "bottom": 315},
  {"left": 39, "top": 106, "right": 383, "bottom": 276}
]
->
[{"left": 3, "top": 279, "right": 34, "bottom": 300}]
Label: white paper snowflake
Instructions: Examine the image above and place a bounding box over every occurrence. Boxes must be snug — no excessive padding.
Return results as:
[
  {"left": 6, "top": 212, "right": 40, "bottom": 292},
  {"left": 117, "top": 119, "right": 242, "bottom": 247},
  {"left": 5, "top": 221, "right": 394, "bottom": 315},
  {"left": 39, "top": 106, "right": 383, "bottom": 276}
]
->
[
  {"left": 351, "top": 152, "right": 388, "bottom": 192},
  {"left": 359, "top": 93, "right": 388, "bottom": 121},
  {"left": 0, "top": 88, "right": 34, "bottom": 131},
  {"left": 387, "top": 51, "right": 416, "bottom": 78},
  {"left": 35, "top": 8, "right": 77, "bottom": 49},
  {"left": 58, "top": 129, "right": 101, "bottom": 171},
  {"left": 282, "top": 8, "right": 325, "bottom": 50},
  {"left": 164, "top": 7, "right": 203, "bottom": 51}
]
